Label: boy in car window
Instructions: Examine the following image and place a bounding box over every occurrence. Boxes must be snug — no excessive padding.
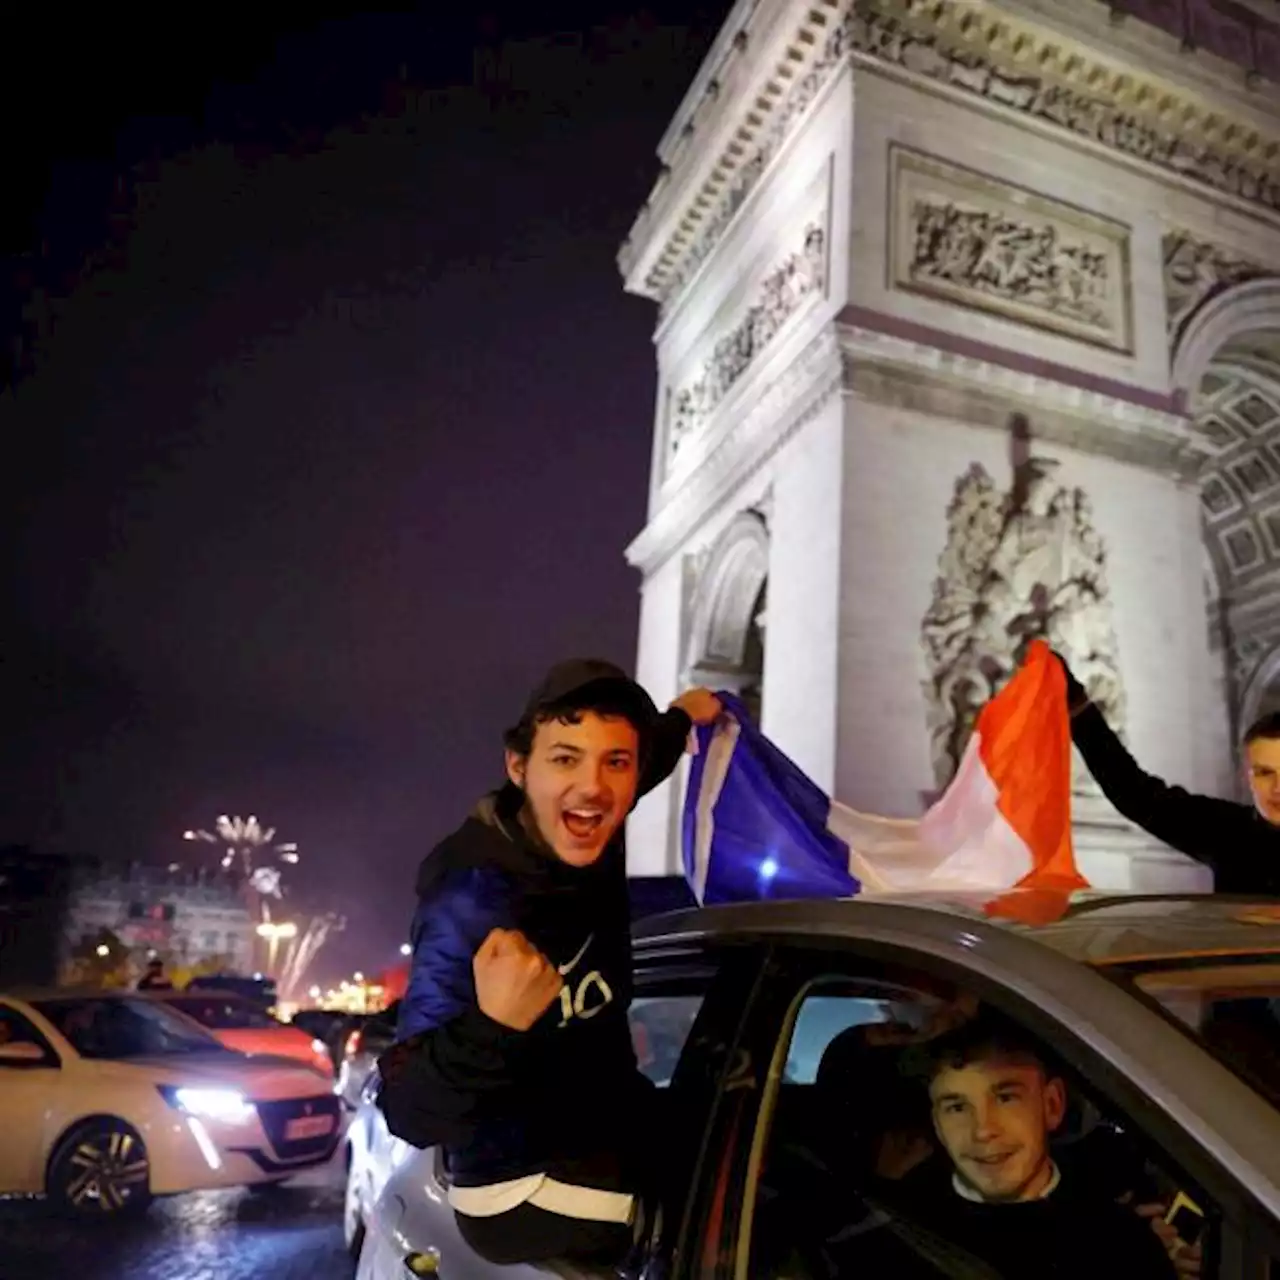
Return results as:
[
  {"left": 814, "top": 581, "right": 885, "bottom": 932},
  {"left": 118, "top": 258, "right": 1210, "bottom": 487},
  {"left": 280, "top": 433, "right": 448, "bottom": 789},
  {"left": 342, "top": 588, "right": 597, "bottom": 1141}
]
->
[{"left": 911, "top": 1013, "right": 1178, "bottom": 1279}]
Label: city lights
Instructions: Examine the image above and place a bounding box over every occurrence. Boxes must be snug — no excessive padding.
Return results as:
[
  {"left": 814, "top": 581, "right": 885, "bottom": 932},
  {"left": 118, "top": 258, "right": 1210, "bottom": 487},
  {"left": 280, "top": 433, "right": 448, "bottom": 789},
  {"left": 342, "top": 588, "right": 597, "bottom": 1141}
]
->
[{"left": 255, "top": 919, "right": 297, "bottom": 976}]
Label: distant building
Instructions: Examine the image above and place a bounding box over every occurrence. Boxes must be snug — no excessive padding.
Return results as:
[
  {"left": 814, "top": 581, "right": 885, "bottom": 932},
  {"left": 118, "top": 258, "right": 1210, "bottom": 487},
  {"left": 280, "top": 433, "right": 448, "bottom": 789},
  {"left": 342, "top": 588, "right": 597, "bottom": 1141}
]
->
[{"left": 63, "top": 862, "right": 254, "bottom": 979}]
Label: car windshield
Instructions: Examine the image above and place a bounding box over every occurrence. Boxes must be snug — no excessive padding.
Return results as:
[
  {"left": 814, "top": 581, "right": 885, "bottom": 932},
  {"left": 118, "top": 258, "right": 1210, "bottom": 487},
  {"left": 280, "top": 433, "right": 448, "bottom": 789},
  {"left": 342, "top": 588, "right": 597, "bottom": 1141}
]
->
[
  {"left": 165, "top": 995, "right": 280, "bottom": 1031},
  {"left": 1112, "top": 955, "right": 1280, "bottom": 1108},
  {"left": 33, "top": 996, "right": 226, "bottom": 1059}
]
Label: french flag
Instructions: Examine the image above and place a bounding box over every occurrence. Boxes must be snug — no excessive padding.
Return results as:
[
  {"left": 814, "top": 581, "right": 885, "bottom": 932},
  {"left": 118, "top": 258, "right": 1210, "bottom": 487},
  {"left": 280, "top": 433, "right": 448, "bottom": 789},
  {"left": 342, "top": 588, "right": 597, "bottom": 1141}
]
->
[{"left": 681, "top": 640, "right": 1088, "bottom": 920}]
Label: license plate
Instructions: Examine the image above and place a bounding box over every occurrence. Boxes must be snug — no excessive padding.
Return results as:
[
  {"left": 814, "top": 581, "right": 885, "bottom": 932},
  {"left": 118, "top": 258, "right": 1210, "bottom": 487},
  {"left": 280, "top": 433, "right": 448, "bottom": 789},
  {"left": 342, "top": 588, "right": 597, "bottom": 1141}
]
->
[{"left": 285, "top": 1114, "right": 335, "bottom": 1141}]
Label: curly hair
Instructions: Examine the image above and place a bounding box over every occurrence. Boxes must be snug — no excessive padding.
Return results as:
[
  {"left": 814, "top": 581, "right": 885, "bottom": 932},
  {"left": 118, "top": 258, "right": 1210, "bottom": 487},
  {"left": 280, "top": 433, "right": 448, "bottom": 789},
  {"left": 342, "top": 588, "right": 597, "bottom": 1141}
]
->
[{"left": 502, "top": 686, "right": 654, "bottom": 759}]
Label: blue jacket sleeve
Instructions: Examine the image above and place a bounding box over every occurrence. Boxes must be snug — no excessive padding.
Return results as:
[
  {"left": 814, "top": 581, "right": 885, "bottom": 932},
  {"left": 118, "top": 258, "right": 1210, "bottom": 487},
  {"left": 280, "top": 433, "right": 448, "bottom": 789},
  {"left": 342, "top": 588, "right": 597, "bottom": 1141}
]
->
[{"left": 378, "top": 869, "right": 526, "bottom": 1150}]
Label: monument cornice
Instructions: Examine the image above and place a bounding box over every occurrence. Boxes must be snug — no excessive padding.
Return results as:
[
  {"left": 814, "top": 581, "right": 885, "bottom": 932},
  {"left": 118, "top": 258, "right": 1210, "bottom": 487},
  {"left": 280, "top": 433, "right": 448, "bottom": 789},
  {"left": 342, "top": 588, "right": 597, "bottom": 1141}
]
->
[
  {"left": 835, "top": 316, "right": 1207, "bottom": 481},
  {"left": 618, "top": 0, "right": 842, "bottom": 307},
  {"left": 625, "top": 325, "right": 845, "bottom": 577},
  {"left": 619, "top": 0, "right": 1280, "bottom": 317}
]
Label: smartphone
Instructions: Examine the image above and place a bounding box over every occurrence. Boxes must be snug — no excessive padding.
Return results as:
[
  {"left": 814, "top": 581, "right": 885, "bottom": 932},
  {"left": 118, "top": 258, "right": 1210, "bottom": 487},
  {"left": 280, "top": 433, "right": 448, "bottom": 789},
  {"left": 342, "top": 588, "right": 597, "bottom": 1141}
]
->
[{"left": 1165, "top": 1190, "right": 1206, "bottom": 1246}]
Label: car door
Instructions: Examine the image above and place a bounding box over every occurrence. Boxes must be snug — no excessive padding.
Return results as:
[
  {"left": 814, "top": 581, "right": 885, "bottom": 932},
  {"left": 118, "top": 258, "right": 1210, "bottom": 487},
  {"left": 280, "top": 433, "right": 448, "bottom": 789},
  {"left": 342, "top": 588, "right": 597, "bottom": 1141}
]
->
[
  {"left": 359, "top": 939, "right": 766, "bottom": 1280},
  {"left": 667, "top": 934, "right": 1280, "bottom": 1280},
  {"left": 0, "top": 1003, "right": 64, "bottom": 1193}
]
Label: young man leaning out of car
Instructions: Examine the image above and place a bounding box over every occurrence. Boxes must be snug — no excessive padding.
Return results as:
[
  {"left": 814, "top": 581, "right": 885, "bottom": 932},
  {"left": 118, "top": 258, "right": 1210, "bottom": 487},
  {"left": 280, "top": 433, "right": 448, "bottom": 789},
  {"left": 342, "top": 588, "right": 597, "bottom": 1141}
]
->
[{"left": 377, "top": 659, "right": 721, "bottom": 1268}]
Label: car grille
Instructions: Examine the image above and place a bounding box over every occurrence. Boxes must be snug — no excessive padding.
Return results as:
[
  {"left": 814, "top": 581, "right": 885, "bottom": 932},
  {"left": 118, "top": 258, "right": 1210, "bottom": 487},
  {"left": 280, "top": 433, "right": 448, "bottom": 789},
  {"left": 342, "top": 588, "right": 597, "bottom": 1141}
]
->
[{"left": 255, "top": 1094, "right": 342, "bottom": 1160}]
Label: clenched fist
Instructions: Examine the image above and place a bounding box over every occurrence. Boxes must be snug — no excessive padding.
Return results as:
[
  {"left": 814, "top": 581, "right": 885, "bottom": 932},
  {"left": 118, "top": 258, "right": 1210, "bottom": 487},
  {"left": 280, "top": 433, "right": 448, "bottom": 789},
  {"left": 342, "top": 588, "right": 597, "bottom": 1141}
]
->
[{"left": 473, "top": 928, "right": 563, "bottom": 1031}]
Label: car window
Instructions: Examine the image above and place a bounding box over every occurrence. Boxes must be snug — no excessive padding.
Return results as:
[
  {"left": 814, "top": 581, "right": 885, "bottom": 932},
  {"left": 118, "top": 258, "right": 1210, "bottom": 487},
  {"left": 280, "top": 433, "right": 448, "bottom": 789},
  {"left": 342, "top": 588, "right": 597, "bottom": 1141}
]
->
[
  {"left": 1114, "top": 959, "right": 1280, "bottom": 1110},
  {"left": 167, "top": 995, "right": 279, "bottom": 1030},
  {"left": 740, "top": 973, "right": 1221, "bottom": 1280},
  {"left": 33, "top": 996, "right": 224, "bottom": 1058},
  {"left": 783, "top": 995, "right": 896, "bottom": 1083},
  {"left": 629, "top": 992, "right": 704, "bottom": 1087},
  {"left": 0, "top": 1005, "right": 57, "bottom": 1064}
]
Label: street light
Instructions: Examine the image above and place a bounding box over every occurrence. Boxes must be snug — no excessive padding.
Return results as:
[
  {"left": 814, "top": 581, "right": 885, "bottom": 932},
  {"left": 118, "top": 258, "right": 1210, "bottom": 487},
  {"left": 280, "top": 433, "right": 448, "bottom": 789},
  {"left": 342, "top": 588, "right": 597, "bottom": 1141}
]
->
[
  {"left": 399, "top": 943, "right": 412, "bottom": 957},
  {"left": 256, "top": 920, "right": 298, "bottom": 976},
  {"left": 95, "top": 944, "right": 110, "bottom": 958}
]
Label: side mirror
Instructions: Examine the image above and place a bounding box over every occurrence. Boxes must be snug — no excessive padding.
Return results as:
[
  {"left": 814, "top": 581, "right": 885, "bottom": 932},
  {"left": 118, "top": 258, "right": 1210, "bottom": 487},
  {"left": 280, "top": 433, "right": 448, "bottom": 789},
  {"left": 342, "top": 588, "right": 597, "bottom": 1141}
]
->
[{"left": 0, "top": 1041, "right": 48, "bottom": 1064}]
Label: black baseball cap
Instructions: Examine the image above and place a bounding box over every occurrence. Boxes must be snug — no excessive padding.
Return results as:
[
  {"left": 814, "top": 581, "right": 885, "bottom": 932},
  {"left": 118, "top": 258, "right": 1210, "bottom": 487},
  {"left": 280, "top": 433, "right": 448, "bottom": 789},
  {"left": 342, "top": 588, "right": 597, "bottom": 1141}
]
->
[{"left": 517, "top": 658, "right": 660, "bottom": 732}]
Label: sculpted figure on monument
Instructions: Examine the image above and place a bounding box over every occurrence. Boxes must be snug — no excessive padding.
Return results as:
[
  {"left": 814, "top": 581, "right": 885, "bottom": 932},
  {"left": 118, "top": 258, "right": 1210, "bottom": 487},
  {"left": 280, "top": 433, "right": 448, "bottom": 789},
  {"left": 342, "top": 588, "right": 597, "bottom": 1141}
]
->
[
  {"left": 668, "top": 225, "right": 826, "bottom": 457},
  {"left": 922, "top": 456, "right": 1126, "bottom": 788},
  {"left": 909, "top": 201, "right": 1111, "bottom": 329}
]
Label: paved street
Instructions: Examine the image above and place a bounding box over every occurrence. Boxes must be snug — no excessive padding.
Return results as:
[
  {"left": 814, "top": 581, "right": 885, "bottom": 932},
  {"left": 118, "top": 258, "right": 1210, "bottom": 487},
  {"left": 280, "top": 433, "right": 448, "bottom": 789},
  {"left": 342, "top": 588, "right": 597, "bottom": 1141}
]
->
[{"left": 0, "top": 1148, "right": 351, "bottom": 1280}]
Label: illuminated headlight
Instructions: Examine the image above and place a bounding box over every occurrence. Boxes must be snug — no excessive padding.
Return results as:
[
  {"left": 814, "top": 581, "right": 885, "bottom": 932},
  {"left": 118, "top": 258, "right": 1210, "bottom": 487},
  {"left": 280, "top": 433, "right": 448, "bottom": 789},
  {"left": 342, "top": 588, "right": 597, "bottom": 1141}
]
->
[{"left": 159, "top": 1085, "right": 255, "bottom": 1123}]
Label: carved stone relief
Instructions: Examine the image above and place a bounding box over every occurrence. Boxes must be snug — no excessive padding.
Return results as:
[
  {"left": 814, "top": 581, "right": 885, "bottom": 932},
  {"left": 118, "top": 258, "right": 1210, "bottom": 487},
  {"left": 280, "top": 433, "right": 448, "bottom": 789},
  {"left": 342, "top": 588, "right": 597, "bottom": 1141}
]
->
[
  {"left": 668, "top": 225, "right": 826, "bottom": 461},
  {"left": 893, "top": 149, "right": 1132, "bottom": 350},
  {"left": 922, "top": 456, "right": 1127, "bottom": 790},
  {"left": 1163, "top": 234, "right": 1270, "bottom": 344}
]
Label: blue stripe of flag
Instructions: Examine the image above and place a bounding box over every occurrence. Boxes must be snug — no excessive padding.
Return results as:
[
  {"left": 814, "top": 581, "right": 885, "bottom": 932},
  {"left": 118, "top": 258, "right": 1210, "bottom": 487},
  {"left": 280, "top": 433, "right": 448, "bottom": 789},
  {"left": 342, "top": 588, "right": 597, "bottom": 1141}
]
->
[{"left": 681, "top": 692, "right": 860, "bottom": 905}]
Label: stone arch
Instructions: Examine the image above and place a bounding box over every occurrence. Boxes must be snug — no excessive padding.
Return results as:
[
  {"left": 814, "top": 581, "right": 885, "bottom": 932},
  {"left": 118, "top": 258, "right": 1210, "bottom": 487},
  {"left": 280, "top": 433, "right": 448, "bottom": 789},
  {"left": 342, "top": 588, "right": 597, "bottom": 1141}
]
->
[
  {"left": 685, "top": 509, "right": 769, "bottom": 719},
  {"left": 1171, "top": 276, "right": 1280, "bottom": 737},
  {"left": 1172, "top": 276, "right": 1280, "bottom": 408}
]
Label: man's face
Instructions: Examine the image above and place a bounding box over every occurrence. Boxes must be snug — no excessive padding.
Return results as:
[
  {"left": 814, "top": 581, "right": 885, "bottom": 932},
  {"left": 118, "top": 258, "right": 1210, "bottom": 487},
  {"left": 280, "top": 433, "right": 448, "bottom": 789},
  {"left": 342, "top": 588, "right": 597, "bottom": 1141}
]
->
[
  {"left": 929, "top": 1052, "right": 1065, "bottom": 1202},
  {"left": 1246, "top": 735, "right": 1280, "bottom": 826},
  {"left": 506, "top": 711, "right": 640, "bottom": 867}
]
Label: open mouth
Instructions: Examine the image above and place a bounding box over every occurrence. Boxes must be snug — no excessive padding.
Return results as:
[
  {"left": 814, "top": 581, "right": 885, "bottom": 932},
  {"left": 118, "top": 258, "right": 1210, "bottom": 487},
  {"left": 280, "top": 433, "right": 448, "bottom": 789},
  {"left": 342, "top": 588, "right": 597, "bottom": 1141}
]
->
[{"left": 562, "top": 809, "right": 607, "bottom": 840}]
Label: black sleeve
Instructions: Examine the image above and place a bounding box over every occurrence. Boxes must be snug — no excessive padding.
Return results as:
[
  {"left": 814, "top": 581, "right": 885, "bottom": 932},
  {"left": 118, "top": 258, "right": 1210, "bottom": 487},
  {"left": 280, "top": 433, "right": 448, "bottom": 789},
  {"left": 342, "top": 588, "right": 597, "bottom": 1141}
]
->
[
  {"left": 1113, "top": 1207, "right": 1180, "bottom": 1280},
  {"left": 377, "top": 1007, "right": 529, "bottom": 1150},
  {"left": 639, "top": 707, "right": 692, "bottom": 798},
  {"left": 1071, "top": 703, "right": 1248, "bottom": 867}
]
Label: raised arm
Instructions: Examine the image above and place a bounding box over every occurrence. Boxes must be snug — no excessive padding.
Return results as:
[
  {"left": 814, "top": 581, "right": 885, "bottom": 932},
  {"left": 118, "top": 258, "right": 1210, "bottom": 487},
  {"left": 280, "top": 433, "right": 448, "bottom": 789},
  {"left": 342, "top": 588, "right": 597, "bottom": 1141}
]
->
[{"left": 1059, "top": 655, "right": 1245, "bottom": 866}]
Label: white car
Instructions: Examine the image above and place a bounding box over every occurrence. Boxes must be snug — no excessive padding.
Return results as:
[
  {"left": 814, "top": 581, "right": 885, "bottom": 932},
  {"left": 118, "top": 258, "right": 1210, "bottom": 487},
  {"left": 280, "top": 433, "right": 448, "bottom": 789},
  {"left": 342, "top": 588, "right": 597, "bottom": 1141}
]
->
[
  {"left": 349, "top": 893, "right": 1280, "bottom": 1279},
  {"left": 345, "top": 991, "right": 703, "bottom": 1277},
  {"left": 0, "top": 988, "right": 343, "bottom": 1216}
]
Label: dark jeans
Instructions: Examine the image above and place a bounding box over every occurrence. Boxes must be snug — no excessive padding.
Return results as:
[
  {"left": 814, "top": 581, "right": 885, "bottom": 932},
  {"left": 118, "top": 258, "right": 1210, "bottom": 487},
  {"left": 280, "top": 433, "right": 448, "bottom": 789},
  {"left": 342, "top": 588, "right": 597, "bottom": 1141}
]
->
[{"left": 455, "top": 1202, "right": 633, "bottom": 1267}]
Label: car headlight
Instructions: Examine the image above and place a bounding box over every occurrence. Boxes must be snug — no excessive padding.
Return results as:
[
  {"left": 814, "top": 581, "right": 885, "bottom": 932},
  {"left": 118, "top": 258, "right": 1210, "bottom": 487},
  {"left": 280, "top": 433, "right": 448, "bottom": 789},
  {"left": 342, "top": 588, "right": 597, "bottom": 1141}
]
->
[{"left": 158, "top": 1084, "right": 255, "bottom": 1123}]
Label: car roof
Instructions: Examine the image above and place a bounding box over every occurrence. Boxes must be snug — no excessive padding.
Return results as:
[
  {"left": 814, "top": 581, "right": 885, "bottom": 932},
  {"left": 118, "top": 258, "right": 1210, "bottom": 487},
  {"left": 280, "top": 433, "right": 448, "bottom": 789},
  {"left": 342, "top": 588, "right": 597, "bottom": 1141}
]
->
[{"left": 634, "top": 890, "right": 1280, "bottom": 967}]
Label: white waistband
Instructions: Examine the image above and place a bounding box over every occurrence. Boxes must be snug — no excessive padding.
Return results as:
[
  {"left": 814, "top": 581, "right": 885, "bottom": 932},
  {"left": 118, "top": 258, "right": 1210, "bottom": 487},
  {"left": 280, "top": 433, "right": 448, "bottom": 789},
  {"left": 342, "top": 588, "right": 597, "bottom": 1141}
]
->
[{"left": 448, "top": 1173, "right": 635, "bottom": 1224}]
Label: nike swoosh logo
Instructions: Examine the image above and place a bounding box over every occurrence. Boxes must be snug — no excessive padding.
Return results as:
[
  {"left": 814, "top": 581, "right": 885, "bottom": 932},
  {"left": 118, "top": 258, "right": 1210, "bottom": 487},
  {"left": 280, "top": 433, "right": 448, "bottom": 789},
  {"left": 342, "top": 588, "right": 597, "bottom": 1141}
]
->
[{"left": 558, "top": 934, "right": 594, "bottom": 976}]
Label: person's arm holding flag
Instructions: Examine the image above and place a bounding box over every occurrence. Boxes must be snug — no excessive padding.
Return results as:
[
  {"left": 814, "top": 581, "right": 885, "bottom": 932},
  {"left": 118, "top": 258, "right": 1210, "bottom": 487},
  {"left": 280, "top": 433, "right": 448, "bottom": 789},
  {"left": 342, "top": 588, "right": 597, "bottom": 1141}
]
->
[{"left": 1054, "top": 652, "right": 1254, "bottom": 870}]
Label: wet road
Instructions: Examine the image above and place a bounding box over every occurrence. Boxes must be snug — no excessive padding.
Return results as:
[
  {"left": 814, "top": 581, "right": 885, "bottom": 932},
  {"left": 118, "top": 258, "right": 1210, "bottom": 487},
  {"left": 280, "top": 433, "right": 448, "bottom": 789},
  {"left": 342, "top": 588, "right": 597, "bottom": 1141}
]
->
[{"left": 0, "top": 1149, "right": 352, "bottom": 1280}]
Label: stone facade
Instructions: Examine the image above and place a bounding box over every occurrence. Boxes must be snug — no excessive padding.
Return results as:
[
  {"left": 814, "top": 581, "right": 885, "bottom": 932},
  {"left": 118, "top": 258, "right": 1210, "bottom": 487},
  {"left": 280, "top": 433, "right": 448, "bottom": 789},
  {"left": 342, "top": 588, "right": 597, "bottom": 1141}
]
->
[
  {"left": 64, "top": 863, "right": 254, "bottom": 977},
  {"left": 619, "top": 0, "right": 1280, "bottom": 886}
]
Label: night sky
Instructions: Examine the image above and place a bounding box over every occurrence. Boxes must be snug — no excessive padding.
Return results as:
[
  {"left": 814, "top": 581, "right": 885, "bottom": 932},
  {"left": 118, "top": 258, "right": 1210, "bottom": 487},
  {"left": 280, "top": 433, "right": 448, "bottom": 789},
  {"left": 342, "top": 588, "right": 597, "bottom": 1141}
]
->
[{"left": 0, "top": 3, "right": 730, "bottom": 979}]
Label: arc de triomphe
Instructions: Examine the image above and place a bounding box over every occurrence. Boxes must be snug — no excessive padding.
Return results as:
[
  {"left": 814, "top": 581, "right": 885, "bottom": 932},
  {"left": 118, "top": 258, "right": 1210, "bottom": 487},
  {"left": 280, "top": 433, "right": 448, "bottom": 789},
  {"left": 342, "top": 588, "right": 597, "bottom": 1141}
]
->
[{"left": 619, "top": 0, "right": 1280, "bottom": 891}]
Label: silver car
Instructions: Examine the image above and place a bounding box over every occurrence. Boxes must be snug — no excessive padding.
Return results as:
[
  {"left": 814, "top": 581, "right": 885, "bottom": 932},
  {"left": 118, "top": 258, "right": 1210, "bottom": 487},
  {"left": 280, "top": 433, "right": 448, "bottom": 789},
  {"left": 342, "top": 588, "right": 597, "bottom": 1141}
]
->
[{"left": 347, "top": 892, "right": 1280, "bottom": 1278}]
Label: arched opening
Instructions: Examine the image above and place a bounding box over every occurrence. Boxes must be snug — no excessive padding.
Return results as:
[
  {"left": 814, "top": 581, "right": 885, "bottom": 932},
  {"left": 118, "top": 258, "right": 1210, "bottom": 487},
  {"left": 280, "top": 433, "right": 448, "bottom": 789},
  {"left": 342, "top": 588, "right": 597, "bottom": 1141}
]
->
[
  {"left": 686, "top": 510, "right": 769, "bottom": 721},
  {"left": 1174, "top": 278, "right": 1280, "bottom": 754}
]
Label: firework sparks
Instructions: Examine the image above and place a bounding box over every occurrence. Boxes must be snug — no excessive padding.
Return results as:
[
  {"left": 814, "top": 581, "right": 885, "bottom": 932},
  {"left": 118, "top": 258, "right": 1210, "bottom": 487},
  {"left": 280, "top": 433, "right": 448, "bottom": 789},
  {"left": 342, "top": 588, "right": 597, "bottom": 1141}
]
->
[
  {"left": 183, "top": 815, "right": 299, "bottom": 888},
  {"left": 277, "top": 913, "right": 346, "bottom": 1003},
  {"left": 183, "top": 815, "right": 303, "bottom": 977}
]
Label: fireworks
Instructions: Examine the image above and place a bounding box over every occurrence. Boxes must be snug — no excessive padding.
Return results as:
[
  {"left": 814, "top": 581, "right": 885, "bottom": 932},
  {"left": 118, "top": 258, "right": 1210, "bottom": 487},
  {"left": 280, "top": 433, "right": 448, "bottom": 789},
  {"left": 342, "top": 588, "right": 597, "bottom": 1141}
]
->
[
  {"left": 183, "top": 814, "right": 314, "bottom": 981},
  {"left": 183, "top": 815, "right": 299, "bottom": 890},
  {"left": 276, "top": 912, "right": 347, "bottom": 1004}
]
